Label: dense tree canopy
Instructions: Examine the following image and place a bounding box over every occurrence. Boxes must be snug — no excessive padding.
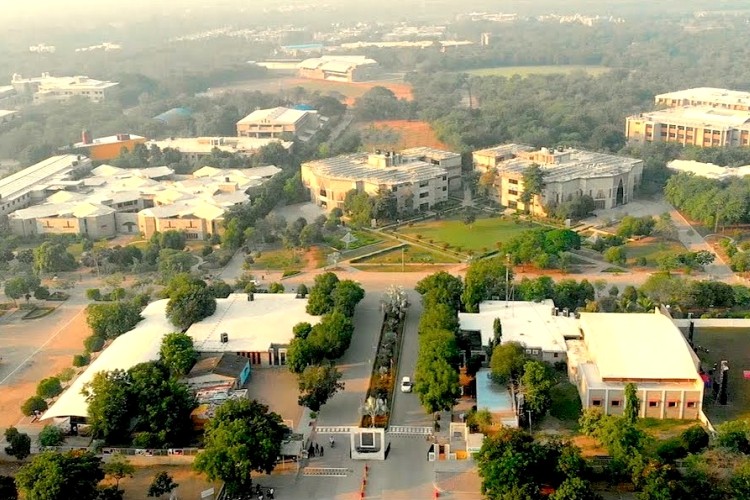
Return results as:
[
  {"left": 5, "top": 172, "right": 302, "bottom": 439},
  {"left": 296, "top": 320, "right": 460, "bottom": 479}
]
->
[
  {"left": 16, "top": 451, "right": 104, "bottom": 500},
  {"left": 159, "top": 332, "right": 198, "bottom": 377}
]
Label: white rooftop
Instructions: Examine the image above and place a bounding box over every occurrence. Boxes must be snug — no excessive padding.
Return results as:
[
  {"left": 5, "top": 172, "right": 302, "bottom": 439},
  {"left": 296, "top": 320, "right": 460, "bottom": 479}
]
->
[
  {"left": 237, "top": 107, "right": 315, "bottom": 126},
  {"left": 633, "top": 106, "right": 750, "bottom": 130},
  {"left": 473, "top": 143, "right": 534, "bottom": 158},
  {"left": 656, "top": 87, "right": 750, "bottom": 107},
  {"left": 579, "top": 312, "right": 700, "bottom": 382},
  {"left": 14, "top": 73, "right": 119, "bottom": 91},
  {"left": 0, "top": 154, "right": 88, "bottom": 201},
  {"left": 304, "top": 152, "right": 449, "bottom": 185},
  {"left": 299, "top": 55, "right": 377, "bottom": 72},
  {"left": 667, "top": 159, "right": 750, "bottom": 180},
  {"left": 42, "top": 300, "right": 174, "bottom": 420},
  {"left": 73, "top": 134, "right": 145, "bottom": 148},
  {"left": 147, "top": 137, "right": 293, "bottom": 156},
  {"left": 400, "top": 146, "right": 460, "bottom": 162},
  {"left": 458, "top": 300, "right": 580, "bottom": 352},
  {"left": 186, "top": 293, "right": 321, "bottom": 353}
]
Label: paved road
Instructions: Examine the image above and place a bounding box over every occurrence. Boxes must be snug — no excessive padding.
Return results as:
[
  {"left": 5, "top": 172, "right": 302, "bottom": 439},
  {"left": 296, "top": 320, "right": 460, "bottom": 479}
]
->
[
  {"left": 316, "top": 292, "right": 383, "bottom": 426},
  {"left": 390, "top": 290, "right": 432, "bottom": 427}
]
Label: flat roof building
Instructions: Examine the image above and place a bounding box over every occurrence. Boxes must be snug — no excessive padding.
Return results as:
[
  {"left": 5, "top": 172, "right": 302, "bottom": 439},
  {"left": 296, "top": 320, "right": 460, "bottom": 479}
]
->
[
  {"left": 0, "top": 154, "right": 92, "bottom": 217},
  {"left": 473, "top": 145, "right": 643, "bottom": 215},
  {"left": 459, "top": 300, "right": 580, "bottom": 364},
  {"left": 655, "top": 87, "right": 750, "bottom": 111},
  {"left": 11, "top": 73, "right": 119, "bottom": 104},
  {"left": 236, "top": 106, "right": 320, "bottom": 141},
  {"left": 567, "top": 311, "right": 704, "bottom": 420},
  {"left": 298, "top": 55, "right": 379, "bottom": 83},
  {"left": 146, "top": 136, "right": 293, "bottom": 161},
  {"left": 302, "top": 149, "right": 460, "bottom": 215},
  {"left": 626, "top": 106, "right": 750, "bottom": 147},
  {"left": 667, "top": 159, "right": 750, "bottom": 180},
  {"left": 185, "top": 293, "right": 321, "bottom": 367},
  {"left": 68, "top": 132, "right": 147, "bottom": 161}
]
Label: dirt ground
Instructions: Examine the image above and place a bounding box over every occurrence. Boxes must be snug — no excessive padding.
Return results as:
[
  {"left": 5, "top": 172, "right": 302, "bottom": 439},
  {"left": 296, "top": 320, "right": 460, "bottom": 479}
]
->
[
  {"left": 0, "top": 304, "right": 90, "bottom": 429},
  {"left": 358, "top": 119, "right": 450, "bottom": 150},
  {"left": 116, "top": 465, "right": 220, "bottom": 500},
  {"left": 245, "top": 367, "right": 304, "bottom": 430}
]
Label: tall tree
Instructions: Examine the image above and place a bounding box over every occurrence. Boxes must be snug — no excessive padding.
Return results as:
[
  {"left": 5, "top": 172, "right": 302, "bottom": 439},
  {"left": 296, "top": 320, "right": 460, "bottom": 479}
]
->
[
  {"left": 373, "top": 186, "right": 398, "bottom": 222},
  {"left": 83, "top": 370, "right": 132, "bottom": 442},
  {"left": 147, "top": 471, "right": 178, "bottom": 498},
  {"left": 624, "top": 382, "right": 640, "bottom": 425},
  {"left": 415, "top": 353, "right": 460, "bottom": 414},
  {"left": 416, "top": 271, "right": 463, "bottom": 311},
  {"left": 159, "top": 332, "right": 198, "bottom": 377},
  {"left": 166, "top": 282, "right": 217, "bottom": 330},
  {"left": 16, "top": 451, "right": 104, "bottom": 500},
  {"left": 332, "top": 279, "right": 365, "bottom": 317},
  {"left": 103, "top": 455, "right": 135, "bottom": 489},
  {"left": 462, "top": 256, "right": 513, "bottom": 312},
  {"left": 33, "top": 242, "right": 77, "bottom": 274},
  {"left": 306, "top": 272, "right": 340, "bottom": 315},
  {"left": 194, "top": 399, "right": 287, "bottom": 497},
  {"left": 520, "top": 164, "right": 545, "bottom": 217},
  {"left": 520, "top": 361, "right": 555, "bottom": 419},
  {"left": 489, "top": 342, "right": 528, "bottom": 384},
  {"left": 4, "top": 427, "right": 31, "bottom": 460},
  {"left": 297, "top": 364, "right": 345, "bottom": 412}
]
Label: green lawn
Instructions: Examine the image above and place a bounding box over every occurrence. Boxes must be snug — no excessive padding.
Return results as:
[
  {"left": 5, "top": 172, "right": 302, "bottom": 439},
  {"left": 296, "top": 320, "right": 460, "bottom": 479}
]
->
[
  {"left": 399, "top": 216, "right": 536, "bottom": 252},
  {"left": 462, "top": 65, "right": 611, "bottom": 78},
  {"left": 250, "top": 248, "right": 304, "bottom": 271},
  {"left": 351, "top": 263, "right": 454, "bottom": 273},
  {"left": 549, "top": 381, "right": 583, "bottom": 423},
  {"left": 326, "top": 229, "right": 381, "bottom": 250},
  {"left": 352, "top": 245, "right": 460, "bottom": 265},
  {"left": 693, "top": 327, "right": 750, "bottom": 424},
  {"left": 624, "top": 239, "right": 688, "bottom": 267}
]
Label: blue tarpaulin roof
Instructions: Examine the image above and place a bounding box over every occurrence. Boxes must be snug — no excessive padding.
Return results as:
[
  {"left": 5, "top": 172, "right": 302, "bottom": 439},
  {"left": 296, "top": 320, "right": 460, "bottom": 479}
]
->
[{"left": 476, "top": 369, "right": 515, "bottom": 414}]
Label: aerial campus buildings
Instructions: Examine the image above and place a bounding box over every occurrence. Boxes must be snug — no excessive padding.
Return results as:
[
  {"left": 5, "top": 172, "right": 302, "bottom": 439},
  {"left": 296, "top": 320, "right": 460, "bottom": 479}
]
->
[
  {"left": 10, "top": 73, "right": 119, "bottom": 104},
  {"left": 626, "top": 87, "right": 750, "bottom": 147},
  {"left": 301, "top": 147, "right": 462, "bottom": 214},
  {"left": 42, "top": 293, "right": 319, "bottom": 424},
  {"left": 146, "top": 136, "right": 293, "bottom": 162},
  {"left": 236, "top": 106, "right": 321, "bottom": 141},
  {"left": 297, "top": 55, "right": 379, "bottom": 82},
  {"left": 5, "top": 161, "right": 281, "bottom": 240},
  {"left": 460, "top": 301, "right": 705, "bottom": 422},
  {"left": 472, "top": 144, "right": 643, "bottom": 216}
]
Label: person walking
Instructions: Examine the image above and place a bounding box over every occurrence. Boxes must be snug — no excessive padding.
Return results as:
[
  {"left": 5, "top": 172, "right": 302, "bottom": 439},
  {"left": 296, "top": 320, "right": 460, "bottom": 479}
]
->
[
  {"left": 320, "top": 445, "right": 324, "bottom": 457},
  {"left": 268, "top": 487, "right": 275, "bottom": 499}
]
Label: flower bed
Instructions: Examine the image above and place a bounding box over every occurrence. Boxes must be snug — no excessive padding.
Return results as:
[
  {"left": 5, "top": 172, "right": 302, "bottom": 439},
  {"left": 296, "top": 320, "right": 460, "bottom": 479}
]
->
[{"left": 360, "top": 287, "right": 409, "bottom": 428}]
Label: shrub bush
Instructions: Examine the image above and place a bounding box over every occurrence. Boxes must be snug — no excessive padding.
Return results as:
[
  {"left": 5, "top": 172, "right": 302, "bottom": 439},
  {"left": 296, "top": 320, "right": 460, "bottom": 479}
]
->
[
  {"left": 57, "top": 367, "right": 75, "bottom": 382},
  {"left": 38, "top": 425, "right": 65, "bottom": 447},
  {"left": 680, "top": 425, "right": 709, "bottom": 453},
  {"left": 36, "top": 377, "right": 63, "bottom": 398},
  {"left": 34, "top": 286, "right": 51, "bottom": 300},
  {"left": 655, "top": 437, "right": 688, "bottom": 463},
  {"left": 84, "top": 335, "right": 105, "bottom": 353},
  {"left": 21, "top": 396, "right": 48, "bottom": 416},
  {"left": 201, "top": 245, "right": 214, "bottom": 257},
  {"left": 86, "top": 288, "right": 102, "bottom": 301},
  {"left": 73, "top": 353, "right": 91, "bottom": 367}
]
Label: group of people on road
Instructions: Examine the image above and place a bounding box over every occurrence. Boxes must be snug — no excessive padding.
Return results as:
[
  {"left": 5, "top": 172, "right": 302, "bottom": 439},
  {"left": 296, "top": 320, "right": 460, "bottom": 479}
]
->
[
  {"left": 307, "top": 441, "right": 325, "bottom": 457},
  {"left": 253, "top": 483, "right": 274, "bottom": 499}
]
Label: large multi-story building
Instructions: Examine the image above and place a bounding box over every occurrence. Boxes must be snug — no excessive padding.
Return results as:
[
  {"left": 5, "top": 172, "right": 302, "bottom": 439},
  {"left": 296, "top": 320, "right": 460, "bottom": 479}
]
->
[
  {"left": 7, "top": 163, "right": 281, "bottom": 240},
  {"left": 236, "top": 107, "right": 319, "bottom": 140},
  {"left": 626, "top": 87, "right": 750, "bottom": 147},
  {"left": 11, "top": 73, "right": 119, "bottom": 104},
  {"left": 298, "top": 55, "right": 379, "bottom": 82},
  {"left": 0, "top": 154, "right": 93, "bottom": 217},
  {"left": 472, "top": 145, "right": 643, "bottom": 215},
  {"left": 301, "top": 148, "right": 461, "bottom": 214},
  {"left": 146, "top": 136, "right": 293, "bottom": 162}
]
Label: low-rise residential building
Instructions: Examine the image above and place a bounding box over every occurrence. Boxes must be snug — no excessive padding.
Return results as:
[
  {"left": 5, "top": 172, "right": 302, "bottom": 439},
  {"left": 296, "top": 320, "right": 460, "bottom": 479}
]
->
[
  {"left": 473, "top": 145, "right": 643, "bottom": 215},
  {"left": 67, "top": 131, "right": 147, "bottom": 161},
  {"left": 567, "top": 311, "right": 704, "bottom": 420},
  {"left": 186, "top": 353, "right": 251, "bottom": 390},
  {"left": 667, "top": 159, "right": 750, "bottom": 180},
  {"left": 298, "top": 55, "right": 379, "bottom": 82},
  {"left": 458, "top": 300, "right": 581, "bottom": 364},
  {"left": 185, "top": 293, "right": 321, "bottom": 367},
  {"left": 0, "top": 154, "right": 92, "bottom": 217},
  {"left": 11, "top": 73, "right": 119, "bottom": 104},
  {"left": 146, "top": 136, "right": 293, "bottom": 161},
  {"left": 301, "top": 149, "right": 457, "bottom": 213},
  {"left": 236, "top": 106, "right": 319, "bottom": 140}
]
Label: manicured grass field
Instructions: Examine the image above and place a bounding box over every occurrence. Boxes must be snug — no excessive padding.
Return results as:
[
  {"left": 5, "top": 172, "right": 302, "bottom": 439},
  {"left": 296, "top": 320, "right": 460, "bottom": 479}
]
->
[
  {"left": 692, "top": 327, "right": 750, "bottom": 423},
  {"left": 624, "top": 238, "right": 688, "bottom": 267},
  {"left": 326, "top": 229, "right": 381, "bottom": 250},
  {"left": 351, "top": 263, "right": 454, "bottom": 273},
  {"left": 462, "top": 65, "right": 611, "bottom": 78},
  {"left": 353, "top": 245, "right": 460, "bottom": 265},
  {"left": 251, "top": 248, "right": 304, "bottom": 271},
  {"left": 398, "top": 216, "right": 536, "bottom": 252}
]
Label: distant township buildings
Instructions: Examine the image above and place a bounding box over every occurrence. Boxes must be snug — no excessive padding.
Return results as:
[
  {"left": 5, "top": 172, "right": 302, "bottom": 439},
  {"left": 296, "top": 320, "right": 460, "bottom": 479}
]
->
[
  {"left": 626, "top": 87, "right": 750, "bottom": 147},
  {"left": 11, "top": 73, "right": 119, "bottom": 104},
  {"left": 298, "top": 55, "right": 379, "bottom": 82},
  {"left": 301, "top": 147, "right": 462, "bottom": 213},
  {"left": 472, "top": 144, "right": 643, "bottom": 216},
  {"left": 6, "top": 162, "right": 280, "bottom": 240},
  {"left": 65, "top": 130, "right": 147, "bottom": 161},
  {"left": 236, "top": 106, "right": 320, "bottom": 141}
]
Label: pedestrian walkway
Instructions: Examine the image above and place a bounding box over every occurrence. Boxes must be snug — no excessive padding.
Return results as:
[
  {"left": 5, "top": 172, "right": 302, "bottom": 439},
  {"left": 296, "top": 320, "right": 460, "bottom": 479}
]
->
[{"left": 315, "top": 425, "right": 354, "bottom": 434}]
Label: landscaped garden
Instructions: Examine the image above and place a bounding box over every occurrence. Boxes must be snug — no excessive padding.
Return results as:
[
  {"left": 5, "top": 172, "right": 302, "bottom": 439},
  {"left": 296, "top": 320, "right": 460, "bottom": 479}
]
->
[
  {"left": 397, "top": 215, "right": 539, "bottom": 252},
  {"left": 352, "top": 245, "right": 461, "bottom": 265},
  {"left": 625, "top": 238, "right": 688, "bottom": 267}
]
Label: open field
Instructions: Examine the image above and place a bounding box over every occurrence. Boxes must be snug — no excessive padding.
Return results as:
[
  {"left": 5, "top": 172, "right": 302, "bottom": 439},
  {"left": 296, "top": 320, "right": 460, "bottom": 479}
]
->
[
  {"left": 625, "top": 238, "right": 688, "bottom": 267},
  {"left": 208, "top": 76, "right": 412, "bottom": 106},
  {"left": 358, "top": 119, "right": 450, "bottom": 150},
  {"left": 461, "top": 65, "right": 611, "bottom": 77},
  {"left": 694, "top": 327, "right": 750, "bottom": 423},
  {"left": 398, "top": 216, "right": 536, "bottom": 252},
  {"left": 352, "top": 244, "right": 460, "bottom": 265},
  {"left": 251, "top": 248, "right": 304, "bottom": 271}
]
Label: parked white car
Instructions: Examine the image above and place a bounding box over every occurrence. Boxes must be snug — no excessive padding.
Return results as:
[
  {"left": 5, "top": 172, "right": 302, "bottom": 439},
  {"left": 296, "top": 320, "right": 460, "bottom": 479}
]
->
[{"left": 401, "top": 376, "right": 413, "bottom": 393}]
